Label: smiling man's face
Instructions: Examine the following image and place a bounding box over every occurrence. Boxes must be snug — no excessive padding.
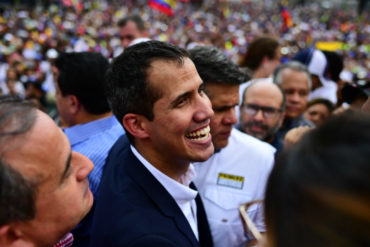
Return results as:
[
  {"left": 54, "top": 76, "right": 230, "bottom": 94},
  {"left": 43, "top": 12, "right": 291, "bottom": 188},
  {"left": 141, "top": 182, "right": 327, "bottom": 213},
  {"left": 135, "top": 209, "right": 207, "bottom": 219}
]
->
[{"left": 144, "top": 58, "right": 215, "bottom": 165}]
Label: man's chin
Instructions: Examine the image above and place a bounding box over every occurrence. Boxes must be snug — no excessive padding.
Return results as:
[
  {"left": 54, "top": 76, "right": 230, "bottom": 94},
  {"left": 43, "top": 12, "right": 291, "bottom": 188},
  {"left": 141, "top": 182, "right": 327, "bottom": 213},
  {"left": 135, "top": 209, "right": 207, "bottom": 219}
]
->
[
  {"left": 246, "top": 130, "right": 266, "bottom": 140},
  {"left": 213, "top": 139, "right": 228, "bottom": 151}
]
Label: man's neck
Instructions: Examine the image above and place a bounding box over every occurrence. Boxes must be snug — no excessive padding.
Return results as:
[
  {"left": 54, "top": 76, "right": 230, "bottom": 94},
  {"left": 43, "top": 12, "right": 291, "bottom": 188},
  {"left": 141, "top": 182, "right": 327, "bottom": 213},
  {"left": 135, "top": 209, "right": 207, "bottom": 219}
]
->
[
  {"left": 70, "top": 111, "right": 113, "bottom": 127},
  {"left": 134, "top": 141, "right": 190, "bottom": 183},
  {"left": 252, "top": 68, "right": 269, "bottom": 79}
]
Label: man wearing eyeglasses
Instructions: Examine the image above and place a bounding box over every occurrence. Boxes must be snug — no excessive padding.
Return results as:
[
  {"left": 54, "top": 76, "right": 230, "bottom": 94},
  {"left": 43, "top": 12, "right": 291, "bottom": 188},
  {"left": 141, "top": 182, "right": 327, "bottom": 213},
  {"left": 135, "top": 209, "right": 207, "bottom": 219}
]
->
[
  {"left": 239, "top": 80, "right": 286, "bottom": 152},
  {"left": 189, "top": 46, "right": 275, "bottom": 247}
]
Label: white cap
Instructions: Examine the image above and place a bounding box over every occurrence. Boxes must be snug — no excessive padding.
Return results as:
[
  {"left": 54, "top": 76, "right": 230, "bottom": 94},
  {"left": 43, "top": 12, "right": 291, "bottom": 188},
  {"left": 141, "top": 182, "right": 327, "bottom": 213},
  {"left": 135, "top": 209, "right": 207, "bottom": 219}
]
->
[
  {"left": 307, "top": 49, "right": 338, "bottom": 104},
  {"left": 307, "top": 50, "right": 326, "bottom": 76}
]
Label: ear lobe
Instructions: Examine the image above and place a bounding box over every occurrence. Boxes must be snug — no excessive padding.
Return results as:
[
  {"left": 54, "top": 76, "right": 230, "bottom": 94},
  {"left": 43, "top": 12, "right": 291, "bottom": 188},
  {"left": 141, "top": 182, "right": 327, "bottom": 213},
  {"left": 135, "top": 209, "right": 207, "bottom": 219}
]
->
[
  {"left": 0, "top": 225, "right": 28, "bottom": 247},
  {"left": 68, "top": 95, "right": 80, "bottom": 114},
  {"left": 262, "top": 56, "right": 268, "bottom": 65},
  {"left": 0, "top": 225, "right": 10, "bottom": 239},
  {"left": 122, "top": 113, "right": 150, "bottom": 139}
]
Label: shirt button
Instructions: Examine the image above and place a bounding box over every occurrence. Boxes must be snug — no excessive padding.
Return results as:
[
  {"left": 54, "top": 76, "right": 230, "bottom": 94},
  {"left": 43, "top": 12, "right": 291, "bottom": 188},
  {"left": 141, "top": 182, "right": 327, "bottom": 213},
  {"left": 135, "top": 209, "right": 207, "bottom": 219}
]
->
[{"left": 222, "top": 218, "right": 228, "bottom": 223}]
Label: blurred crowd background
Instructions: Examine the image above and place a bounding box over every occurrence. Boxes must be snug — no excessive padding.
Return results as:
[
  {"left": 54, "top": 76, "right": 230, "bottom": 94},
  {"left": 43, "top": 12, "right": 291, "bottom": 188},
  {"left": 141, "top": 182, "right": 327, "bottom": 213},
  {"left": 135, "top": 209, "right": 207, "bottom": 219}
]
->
[{"left": 0, "top": 0, "right": 369, "bottom": 119}]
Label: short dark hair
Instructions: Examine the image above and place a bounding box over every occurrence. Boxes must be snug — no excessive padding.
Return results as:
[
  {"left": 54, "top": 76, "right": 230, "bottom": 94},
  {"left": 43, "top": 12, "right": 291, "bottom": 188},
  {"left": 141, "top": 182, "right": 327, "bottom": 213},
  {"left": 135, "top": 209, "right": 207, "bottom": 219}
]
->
[
  {"left": 118, "top": 15, "right": 146, "bottom": 31},
  {"left": 55, "top": 52, "right": 110, "bottom": 114},
  {"left": 265, "top": 111, "right": 370, "bottom": 247},
  {"left": 306, "top": 98, "right": 335, "bottom": 113},
  {"left": 0, "top": 95, "right": 37, "bottom": 226},
  {"left": 240, "top": 36, "right": 279, "bottom": 71},
  {"left": 188, "top": 46, "right": 249, "bottom": 86},
  {"left": 105, "top": 41, "right": 190, "bottom": 139}
]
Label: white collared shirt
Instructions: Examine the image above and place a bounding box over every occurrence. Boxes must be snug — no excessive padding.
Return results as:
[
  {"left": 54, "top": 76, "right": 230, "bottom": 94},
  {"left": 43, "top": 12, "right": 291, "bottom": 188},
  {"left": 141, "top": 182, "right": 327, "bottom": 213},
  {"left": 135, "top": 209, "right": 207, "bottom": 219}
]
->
[
  {"left": 130, "top": 145, "right": 199, "bottom": 239},
  {"left": 193, "top": 128, "right": 275, "bottom": 247}
]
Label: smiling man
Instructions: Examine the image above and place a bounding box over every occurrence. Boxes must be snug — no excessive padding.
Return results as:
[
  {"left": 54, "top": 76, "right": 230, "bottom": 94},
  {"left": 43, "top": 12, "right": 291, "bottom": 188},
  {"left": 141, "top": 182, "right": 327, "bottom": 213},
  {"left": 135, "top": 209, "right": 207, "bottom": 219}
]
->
[
  {"left": 90, "top": 41, "right": 214, "bottom": 247},
  {"left": 189, "top": 46, "right": 276, "bottom": 247},
  {"left": 0, "top": 96, "right": 93, "bottom": 247}
]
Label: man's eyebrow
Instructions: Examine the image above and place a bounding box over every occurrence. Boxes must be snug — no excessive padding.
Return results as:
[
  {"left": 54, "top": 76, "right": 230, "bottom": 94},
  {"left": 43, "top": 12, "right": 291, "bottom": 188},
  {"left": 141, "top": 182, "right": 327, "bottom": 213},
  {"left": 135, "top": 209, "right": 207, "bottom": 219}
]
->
[
  {"left": 170, "top": 82, "right": 205, "bottom": 107},
  {"left": 60, "top": 150, "right": 72, "bottom": 184},
  {"left": 213, "top": 104, "right": 239, "bottom": 112},
  {"left": 170, "top": 91, "right": 191, "bottom": 107}
]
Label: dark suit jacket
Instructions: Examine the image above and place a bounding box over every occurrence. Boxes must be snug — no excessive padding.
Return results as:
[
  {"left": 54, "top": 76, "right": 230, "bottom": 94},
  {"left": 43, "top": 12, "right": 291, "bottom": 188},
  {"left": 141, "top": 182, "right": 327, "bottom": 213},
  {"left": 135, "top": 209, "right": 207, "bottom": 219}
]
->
[{"left": 90, "top": 135, "right": 213, "bottom": 247}]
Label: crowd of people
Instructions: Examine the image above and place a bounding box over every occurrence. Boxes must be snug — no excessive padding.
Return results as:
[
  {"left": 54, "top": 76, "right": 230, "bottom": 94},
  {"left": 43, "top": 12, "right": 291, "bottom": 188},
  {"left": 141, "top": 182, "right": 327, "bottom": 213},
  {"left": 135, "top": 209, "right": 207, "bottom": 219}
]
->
[
  {"left": 0, "top": 0, "right": 370, "bottom": 247},
  {"left": 0, "top": 0, "right": 369, "bottom": 97}
]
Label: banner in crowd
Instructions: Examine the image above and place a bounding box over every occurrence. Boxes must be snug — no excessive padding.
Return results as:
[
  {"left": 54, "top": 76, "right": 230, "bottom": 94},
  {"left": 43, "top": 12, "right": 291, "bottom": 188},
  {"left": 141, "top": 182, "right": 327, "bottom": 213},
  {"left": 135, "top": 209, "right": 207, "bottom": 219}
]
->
[{"left": 316, "top": 41, "right": 370, "bottom": 52}]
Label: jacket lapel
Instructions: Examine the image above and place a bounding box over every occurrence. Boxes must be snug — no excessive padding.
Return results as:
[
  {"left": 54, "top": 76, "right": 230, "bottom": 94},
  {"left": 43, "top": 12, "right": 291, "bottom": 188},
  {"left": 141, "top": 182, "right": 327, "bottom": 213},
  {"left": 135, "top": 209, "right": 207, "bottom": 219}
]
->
[
  {"left": 125, "top": 148, "right": 199, "bottom": 246},
  {"left": 190, "top": 183, "right": 214, "bottom": 247}
]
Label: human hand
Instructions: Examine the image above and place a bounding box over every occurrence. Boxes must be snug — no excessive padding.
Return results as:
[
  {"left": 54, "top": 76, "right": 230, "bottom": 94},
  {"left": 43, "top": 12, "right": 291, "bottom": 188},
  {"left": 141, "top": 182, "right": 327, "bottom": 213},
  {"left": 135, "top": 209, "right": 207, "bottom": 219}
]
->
[{"left": 284, "top": 126, "right": 312, "bottom": 148}]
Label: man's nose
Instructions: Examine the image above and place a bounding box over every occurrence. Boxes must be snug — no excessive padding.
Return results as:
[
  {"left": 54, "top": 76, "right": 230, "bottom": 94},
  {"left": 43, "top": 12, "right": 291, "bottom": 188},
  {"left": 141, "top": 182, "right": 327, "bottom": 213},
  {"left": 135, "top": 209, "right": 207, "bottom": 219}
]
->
[
  {"left": 223, "top": 108, "right": 237, "bottom": 125},
  {"left": 290, "top": 92, "right": 301, "bottom": 103},
  {"left": 254, "top": 109, "right": 265, "bottom": 121},
  {"left": 74, "top": 152, "right": 94, "bottom": 182},
  {"left": 193, "top": 94, "right": 214, "bottom": 123}
]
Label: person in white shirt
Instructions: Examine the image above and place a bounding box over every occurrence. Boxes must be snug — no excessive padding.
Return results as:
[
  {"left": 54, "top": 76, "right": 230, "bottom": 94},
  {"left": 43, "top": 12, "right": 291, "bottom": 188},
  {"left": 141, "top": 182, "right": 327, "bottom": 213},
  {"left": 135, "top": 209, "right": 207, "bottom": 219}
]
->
[{"left": 189, "top": 46, "right": 275, "bottom": 247}]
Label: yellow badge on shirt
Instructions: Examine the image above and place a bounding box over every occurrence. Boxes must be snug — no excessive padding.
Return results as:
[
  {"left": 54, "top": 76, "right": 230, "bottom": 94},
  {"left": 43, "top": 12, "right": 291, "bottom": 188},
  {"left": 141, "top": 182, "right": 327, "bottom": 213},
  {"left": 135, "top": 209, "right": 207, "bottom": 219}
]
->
[{"left": 217, "top": 173, "right": 244, "bottom": 189}]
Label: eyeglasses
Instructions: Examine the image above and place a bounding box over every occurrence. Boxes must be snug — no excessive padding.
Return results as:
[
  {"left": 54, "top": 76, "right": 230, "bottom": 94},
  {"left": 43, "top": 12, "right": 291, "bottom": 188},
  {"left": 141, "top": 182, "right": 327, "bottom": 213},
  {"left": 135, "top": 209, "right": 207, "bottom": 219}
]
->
[
  {"left": 239, "top": 200, "right": 264, "bottom": 243},
  {"left": 241, "top": 104, "right": 282, "bottom": 119}
]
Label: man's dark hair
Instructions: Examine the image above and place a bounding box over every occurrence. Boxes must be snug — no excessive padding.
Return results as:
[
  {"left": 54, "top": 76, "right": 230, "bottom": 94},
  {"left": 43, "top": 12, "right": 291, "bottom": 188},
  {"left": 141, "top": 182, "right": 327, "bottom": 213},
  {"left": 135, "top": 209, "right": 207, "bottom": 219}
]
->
[
  {"left": 105, "top": 40, "right": 190, "bottom": 140},
  {"left": 118, "top": 15, "right": 146, "bottom": 31},
  {"left": 240, "top": 36, "right": 280, "bottom": 71},
  {"left": 265, "top": 111, "right": 370, "bottom": 247},
  {"left": 306, "top": 98, "right": 335, "bottom": 113},
  {"left": 0, "top": 95, "right": 37, "bottom": 226},
  {"left": 55, "top": 52, "right": 110, "bottom": 114},
  {"left": 188, "top": 46, "right": 249, "bottom": 87}
]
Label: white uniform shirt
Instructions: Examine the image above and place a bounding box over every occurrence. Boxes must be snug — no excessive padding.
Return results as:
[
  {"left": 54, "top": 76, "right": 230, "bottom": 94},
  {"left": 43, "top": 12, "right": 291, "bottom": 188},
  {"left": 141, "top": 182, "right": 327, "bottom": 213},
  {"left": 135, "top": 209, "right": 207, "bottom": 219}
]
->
[
  {"left": 193, "top": 128, "right": 275, "bottom": 247},
  {"left": 130, "top": 145, "right": 199, "bottom": 239}
]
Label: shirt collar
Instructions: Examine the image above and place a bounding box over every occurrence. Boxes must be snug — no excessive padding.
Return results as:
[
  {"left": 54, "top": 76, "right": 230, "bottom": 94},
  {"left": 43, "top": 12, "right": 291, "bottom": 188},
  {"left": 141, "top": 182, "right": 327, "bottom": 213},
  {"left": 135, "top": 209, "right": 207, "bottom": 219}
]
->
[
  {"left": 63, "top": 116, "right": 119, "bottom": 145},
  {"left": 130, "top": 145, "right": 197, "bottom": 203}
]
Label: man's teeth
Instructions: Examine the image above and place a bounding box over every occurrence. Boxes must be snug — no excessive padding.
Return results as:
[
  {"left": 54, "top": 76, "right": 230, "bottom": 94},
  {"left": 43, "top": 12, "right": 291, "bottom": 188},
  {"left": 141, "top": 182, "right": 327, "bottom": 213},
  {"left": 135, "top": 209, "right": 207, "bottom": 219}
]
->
[{"left": 187, "top": 126, "right": 210, "bottom": 141}]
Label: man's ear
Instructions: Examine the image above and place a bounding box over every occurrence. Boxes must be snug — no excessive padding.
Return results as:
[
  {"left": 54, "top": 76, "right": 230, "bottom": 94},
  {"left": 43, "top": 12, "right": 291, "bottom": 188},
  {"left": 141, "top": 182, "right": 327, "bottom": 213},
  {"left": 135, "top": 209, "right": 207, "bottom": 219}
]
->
[
  {"left": 122, "top": 113, "right": 150, "bottom": 139},
  {"left": 0, "top": 225, "right": 33, "bottom": 247},
  {"left": 262, "top": 56, "right": 269, "bottom": 67},
  {"left": 68, "top": 95, "right": 80, "bottom": 115}
]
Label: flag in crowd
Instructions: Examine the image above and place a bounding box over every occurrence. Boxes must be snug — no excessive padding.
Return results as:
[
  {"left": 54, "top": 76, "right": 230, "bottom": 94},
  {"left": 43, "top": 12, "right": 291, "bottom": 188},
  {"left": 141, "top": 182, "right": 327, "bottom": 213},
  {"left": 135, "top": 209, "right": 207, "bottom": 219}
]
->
[
  {"left": 149, "top": 0, "right": 176, "bottom": 17},
  {"left": 280, "top": 0, "right": 293, "bottom": 32}
]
